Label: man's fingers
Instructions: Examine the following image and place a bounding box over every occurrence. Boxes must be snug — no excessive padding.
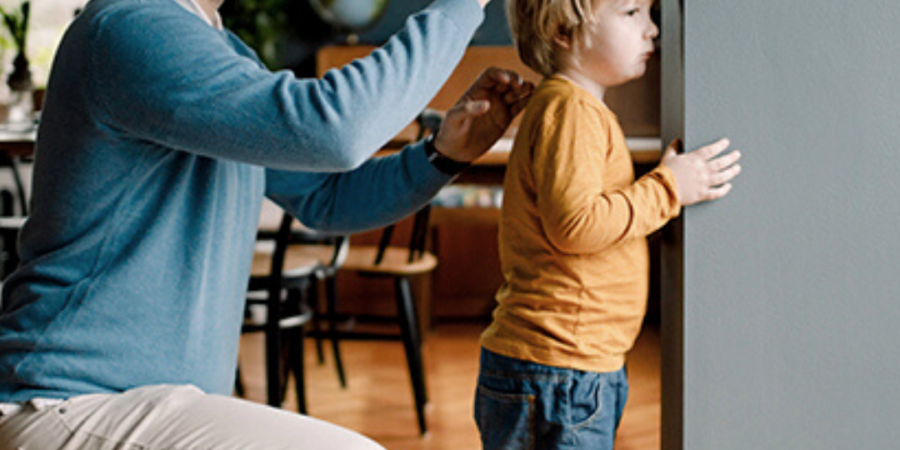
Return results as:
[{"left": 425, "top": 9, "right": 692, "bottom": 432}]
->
[
  {"left": 696, "top": 138, "right": 730, "bottom": 160},
  {"left": 472, "top": 67, "right": 525, "bottom": 94},
  {"left": 473, "top": 67, "right": 508, "bottom": 90},
  {"left": 487, "top": 67, "right": 522, "bottom": 87},
  {"left": 510, "top": 95, "right": 531, "bottom": 117},
  {"left": 503, "top": 89, "right": 520, "bottom": 104},
  {"left": 449, "top": 99, "right": 489, "bottom": 121},
  {"left": 469, "top": 99, "right": 490, "bottom": 114}
]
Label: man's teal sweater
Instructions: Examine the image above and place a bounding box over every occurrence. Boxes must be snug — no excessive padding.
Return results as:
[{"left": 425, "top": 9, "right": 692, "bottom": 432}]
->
[{"left": 0, "top": 0, "right": 482, "bottom": 402}]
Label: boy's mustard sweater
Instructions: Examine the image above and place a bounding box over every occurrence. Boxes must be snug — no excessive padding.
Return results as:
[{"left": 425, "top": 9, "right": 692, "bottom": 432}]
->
[{"left": 480, "top": 75, "right": 681, "bottom": 373}]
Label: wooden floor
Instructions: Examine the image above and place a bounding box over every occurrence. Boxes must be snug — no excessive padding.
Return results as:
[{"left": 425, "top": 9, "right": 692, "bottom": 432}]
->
[{"left": 238, "top": 322, "right": 661, "bottom": 450}]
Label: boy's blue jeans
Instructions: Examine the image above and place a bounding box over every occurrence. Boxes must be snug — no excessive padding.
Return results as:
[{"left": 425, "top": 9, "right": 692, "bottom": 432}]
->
[{"left": 474, "top": 348, "right": 629, "bottom": 450}]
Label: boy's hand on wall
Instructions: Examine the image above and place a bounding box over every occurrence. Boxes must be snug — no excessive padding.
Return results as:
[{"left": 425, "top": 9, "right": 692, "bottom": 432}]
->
[
  {"left": 662, "top": 138, "right": 742, "bottom": 206},
  {"left": 434, "top": 67, "right": 533, "bottom": 163}
]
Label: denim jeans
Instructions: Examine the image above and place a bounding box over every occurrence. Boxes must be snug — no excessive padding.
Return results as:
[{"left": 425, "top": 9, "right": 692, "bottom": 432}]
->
[{"left": 474, "top": 348, "right": 629, "bottom": 450}]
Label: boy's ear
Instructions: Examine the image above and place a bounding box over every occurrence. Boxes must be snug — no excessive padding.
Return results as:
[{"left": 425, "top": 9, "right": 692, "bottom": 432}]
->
[{"left": 553, "top": 32, "right": 572, "bottom": 50}]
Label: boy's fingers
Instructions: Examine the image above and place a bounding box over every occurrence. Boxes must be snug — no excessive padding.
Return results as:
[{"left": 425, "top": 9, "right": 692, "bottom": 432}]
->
[
  {"left": 709, "top": 150, "right": 741, "bottom": 171},
  {"left": 706, "top": 183, "right": 732, "bottom": 200},
  {"left": 697, "top": 138, "right": 730, "bottom": 160},
  {"left": 663, "top": 144, "right": 678, "bottom": 161},
  {"left": 709, "top": 164, "right": 742, "bottom": 185},
  {"left": 666, "top": 138, "right": 682, "bottom": 152}
]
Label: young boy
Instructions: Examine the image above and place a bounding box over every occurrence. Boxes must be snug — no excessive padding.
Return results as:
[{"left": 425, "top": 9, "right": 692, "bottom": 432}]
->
[{"left": 475, "top": 0, "right": 742, "bottom": 449}]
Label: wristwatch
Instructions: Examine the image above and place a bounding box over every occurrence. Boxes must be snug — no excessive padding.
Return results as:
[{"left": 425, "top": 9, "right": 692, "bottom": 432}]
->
[{"left": 423, "top": 134, "right": 471, "bottom": 175}]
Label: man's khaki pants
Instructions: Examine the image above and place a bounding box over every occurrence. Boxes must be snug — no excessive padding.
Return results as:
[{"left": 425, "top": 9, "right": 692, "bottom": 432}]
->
[{"left": 0, "top": 384, "right": 385, "bottom": 450}]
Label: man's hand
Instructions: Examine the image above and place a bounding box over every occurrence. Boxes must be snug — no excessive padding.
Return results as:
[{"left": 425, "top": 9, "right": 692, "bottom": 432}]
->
[
  {"left": 433, "top": 67, "right": 533, "bottom": 163},
  {"left": 661, "top": 138, "right": 742, "bottom": 206}
]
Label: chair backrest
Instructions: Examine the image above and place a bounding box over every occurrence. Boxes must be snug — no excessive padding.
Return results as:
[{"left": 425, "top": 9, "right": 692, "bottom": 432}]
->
[
  {"left": 248, "top": 212, "right": 294, "bottom": 296},
  {"left": 373, "top": 205, "right": 432, "bottom": 266},
  {"left": 0, "top": 154, "right": 28, "bottom": 217},
  {"left": 0, "top": 153, "right": 29, "bottom": 279},
  {"left": 281, "top": 214, "right": 350, "bottom": 273}
]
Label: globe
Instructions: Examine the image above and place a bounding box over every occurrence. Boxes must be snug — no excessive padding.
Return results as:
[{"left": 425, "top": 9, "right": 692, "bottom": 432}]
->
[{"left": 308, "top": 0, "right": 389, "bottom": 32}]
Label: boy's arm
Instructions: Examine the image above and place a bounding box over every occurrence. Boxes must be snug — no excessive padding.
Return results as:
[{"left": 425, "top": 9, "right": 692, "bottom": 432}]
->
[{"left": 534, "top": 99, "right": 680, "bottom": 255}]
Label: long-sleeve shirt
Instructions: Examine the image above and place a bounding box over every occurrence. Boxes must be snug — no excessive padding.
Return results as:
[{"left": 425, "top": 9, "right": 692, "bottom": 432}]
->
[
  {"left": 0, "top": 0, "right": 483, "bottom": 402},
  {"left": 480, "top": 75, "right": 680, "bottom": 373}
]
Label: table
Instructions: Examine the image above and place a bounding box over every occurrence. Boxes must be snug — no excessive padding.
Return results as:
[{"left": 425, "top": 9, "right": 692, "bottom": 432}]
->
[{"left": 0, "top": 127, "right": 36, "bottom": 157}]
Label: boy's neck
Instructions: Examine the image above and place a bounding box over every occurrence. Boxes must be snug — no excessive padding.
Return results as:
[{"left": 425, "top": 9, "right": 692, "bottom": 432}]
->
[{"left": 555, "top": 70, "right": 608, "bottom": 104}]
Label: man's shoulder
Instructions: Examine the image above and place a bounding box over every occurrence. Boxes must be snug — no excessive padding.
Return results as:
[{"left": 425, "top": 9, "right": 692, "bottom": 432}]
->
[
  {"left": 82, "top": 0, "right": 210, "bottom": 41},
  {"left": 82, "top": 0, "right": 182, "bottom": 21}
]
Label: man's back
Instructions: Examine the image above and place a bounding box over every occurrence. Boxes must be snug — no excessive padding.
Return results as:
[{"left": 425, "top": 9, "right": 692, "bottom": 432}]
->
[{"left": 0, "top": 0, "right": 265, "bottom": 402}]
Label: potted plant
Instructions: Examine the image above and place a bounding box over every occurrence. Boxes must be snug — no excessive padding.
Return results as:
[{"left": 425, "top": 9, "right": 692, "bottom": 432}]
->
[
  {"left": 0, "top": 0, "right": 31, "bottom": 92},
  {"left": 0, "top": 0, "right": 32, "bottom": 126},
  {"left": 220, "top": 0, "right": 292, "bottom": 69}
]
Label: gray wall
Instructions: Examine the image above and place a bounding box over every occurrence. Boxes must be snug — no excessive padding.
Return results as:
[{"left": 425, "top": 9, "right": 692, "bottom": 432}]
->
[{"left": 662, "top": 1, "right": 900, "bottom": 449}]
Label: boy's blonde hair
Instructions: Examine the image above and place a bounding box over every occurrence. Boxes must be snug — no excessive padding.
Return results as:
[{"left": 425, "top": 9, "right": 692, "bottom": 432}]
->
[{"left": 506, "top": 0, "right": 601, "bottom": 76}]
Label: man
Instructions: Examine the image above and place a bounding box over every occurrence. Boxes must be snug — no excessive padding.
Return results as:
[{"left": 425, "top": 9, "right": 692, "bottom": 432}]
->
[{"left": 0, "top": 0, "right": 532, "bottom": 448}]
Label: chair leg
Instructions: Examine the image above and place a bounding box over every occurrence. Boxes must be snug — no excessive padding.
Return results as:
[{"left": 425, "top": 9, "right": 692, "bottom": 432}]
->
[
  {"left": 281, "top": 284, "right": 313, "bottom": 414},
  {"left": 288, "top": 324, "right": 308, "bottom": 414},
  {"left": 265, "top": 293, "right": 283, "bottom": 408},
  {"left": 311, "top": 279, "right": 326, "bottom": 365},
  {"left": 326, "top": 274, "right": 347, "bottom": 388},
  {"left": 233, "top": 365, "right": 246, "bottom": 398},
  {"left": 395, "top": 276, "right": 428, "bottom": 435}
]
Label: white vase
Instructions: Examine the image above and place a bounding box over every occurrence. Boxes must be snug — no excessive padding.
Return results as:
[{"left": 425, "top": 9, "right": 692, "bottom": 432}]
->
[{"left": 3, "top": 88, "right": 34, "bottom": 132}]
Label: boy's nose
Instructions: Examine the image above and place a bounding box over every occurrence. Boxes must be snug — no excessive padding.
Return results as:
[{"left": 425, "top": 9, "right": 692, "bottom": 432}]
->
[{"left": 647, "top": 22, "right": 660, "bottom": 40}]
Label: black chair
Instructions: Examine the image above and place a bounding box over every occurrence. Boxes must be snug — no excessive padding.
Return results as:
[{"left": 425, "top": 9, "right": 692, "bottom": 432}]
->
[
  {"left": 0, "top": 153, "right": 29, "bottom": 280},
  {"left": 279, "top": 218, "right": 350, "bottom": 389},
  {"left": 237, "top": 211, "right": 349, "bottom": 413},
  {"left": 306, "top": 109, "right": 442, "bottom": 397},
  {"left": 239, "top": 212, "right": 319, "bottom": 413},
  {"left": 321, "top": 205, "right": 437, "bottom": 434},
  {"left": 311, "top": 111, "right": 443, "bottom": 434}
]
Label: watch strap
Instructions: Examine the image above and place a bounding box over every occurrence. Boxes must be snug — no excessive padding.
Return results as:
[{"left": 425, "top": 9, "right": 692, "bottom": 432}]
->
[{"left": 424, "top": 135, "right": 470, "bottom": 175}]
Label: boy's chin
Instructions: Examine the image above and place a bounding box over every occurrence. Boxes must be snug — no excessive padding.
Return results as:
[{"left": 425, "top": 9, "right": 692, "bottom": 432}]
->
[{"left": 609, "top": 70, "right": 646, "bottom": 88}]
